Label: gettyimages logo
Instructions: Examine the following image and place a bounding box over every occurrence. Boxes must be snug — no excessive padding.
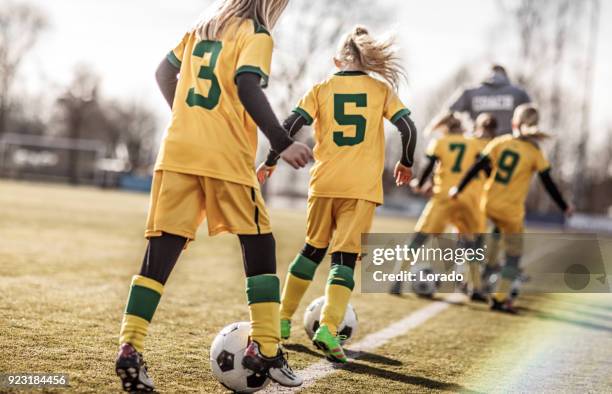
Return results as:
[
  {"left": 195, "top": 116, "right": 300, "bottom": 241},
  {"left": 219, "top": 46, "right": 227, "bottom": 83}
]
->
[{"left": 360, "top": 233, "right": 611, "bottom": 294}]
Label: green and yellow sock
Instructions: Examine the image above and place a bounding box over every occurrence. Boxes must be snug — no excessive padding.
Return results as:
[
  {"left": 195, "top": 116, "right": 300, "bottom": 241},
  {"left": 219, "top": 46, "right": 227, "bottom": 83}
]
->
[
  {"left": 320, "top": 265, "right": 355, "bottom": 336},
  {"left": 492, "top": 255, "right": 520, "bottom": 302},
  {"left": 280, "top": 254, "right": 319, "bottom": 321},
  {"left": 246, "top": 274, "right": 280, "bottom": 357},
  {"left": 468, "top": 262, "right": 482, "bottom": 292},
  {"left": 119, "top": 275, "right": 164, "bottom": 353}
]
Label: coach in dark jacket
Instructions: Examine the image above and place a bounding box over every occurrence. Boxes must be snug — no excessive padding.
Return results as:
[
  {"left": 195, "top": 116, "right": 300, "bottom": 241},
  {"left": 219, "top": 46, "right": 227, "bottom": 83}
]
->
[{"left": 450, "top": 65, "right": 531, "bottom": 135}]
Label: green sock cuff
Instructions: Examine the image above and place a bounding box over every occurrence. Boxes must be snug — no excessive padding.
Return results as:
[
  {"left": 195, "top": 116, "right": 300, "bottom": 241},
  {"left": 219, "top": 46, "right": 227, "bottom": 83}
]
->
[
  {"left": 125, "top": 285, "right": 162, "bottom": 322},
  {"left": 328, "top": 265, "right": 355, "bottom": 290},
  {"left": 246, "top": 274, "right": 280, "bottom": 304},
  {"left": 288, "top": 254, "right": 319, "bottom": 280}
]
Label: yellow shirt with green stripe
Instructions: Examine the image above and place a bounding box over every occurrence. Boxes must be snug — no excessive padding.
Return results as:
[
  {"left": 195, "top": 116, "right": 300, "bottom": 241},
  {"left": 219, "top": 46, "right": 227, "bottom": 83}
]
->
[
  {"left": 482, "top": 134, "right": 550, "bottom": 217},
  {"left": 295, "top": 71, "right": 409, "bottom": 205},
  {"left": 426, "top": 133, "right": 488, "bottom": 198},
  {"left": 155, "top": 18, "right": 273, "bottom": 188}
]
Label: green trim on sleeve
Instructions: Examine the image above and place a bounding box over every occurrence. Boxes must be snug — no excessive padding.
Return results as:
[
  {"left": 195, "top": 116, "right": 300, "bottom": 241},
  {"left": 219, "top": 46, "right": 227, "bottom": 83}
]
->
[
  {"left": 390, "top": 108, "right": 411, "bottom": 124},
  {"left": 293, "top": 107, "right": 313, "bottom": 125},
  {"left": 235, "top": 65, "right": 269, "bottom": 88},
  {"left": 166, "top": 51, "right": 182, "bottom": 68}
]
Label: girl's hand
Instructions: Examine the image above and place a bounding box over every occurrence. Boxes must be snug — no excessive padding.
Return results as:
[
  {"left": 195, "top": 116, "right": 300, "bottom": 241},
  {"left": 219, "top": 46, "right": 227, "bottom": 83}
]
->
[
  {"left": 409, "top": 178, "right": 421, "bottom": 194},
  {"left": 394, "top": 162, "right": 412, "bottom": 186},
  {"left": 256, "top": 163, "right": 276, "bottom": 184},
  {"left": 280, "top": 142, "right": 313, "bottom": 169}
]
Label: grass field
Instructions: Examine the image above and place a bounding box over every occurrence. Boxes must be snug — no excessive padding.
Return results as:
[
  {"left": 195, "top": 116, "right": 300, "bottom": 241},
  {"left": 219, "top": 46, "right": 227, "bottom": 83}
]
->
[{"left": 1, "top": 180, "right": 611, "bottom": 393}]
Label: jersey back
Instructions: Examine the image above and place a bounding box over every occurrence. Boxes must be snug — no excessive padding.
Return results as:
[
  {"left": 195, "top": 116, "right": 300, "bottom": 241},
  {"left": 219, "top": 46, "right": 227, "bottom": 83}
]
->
[
  {"left": 155, "top": 18, "right": 274, "bottom": 188},
  {"left": 295, "top": 71, "right": 409, "bottom": 204},
  {"left": 482, "top": 135, "right": 550, "bottom": 215}
]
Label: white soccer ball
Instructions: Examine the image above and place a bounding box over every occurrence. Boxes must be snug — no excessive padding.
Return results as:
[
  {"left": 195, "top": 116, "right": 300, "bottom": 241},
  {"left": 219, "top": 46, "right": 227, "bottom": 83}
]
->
[
  {"left": 303, "top": 296, "right": 358, "bottom": 344},
  {"left": 411, "top": 267, "right": 438, "bottom": 297},
  {"left": 210, "top": 322, "right": 270, "bottom": 393}
]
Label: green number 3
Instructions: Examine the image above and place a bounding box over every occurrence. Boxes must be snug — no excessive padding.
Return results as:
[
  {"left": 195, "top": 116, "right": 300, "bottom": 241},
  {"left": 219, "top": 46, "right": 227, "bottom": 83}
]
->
[
  {"left": 495, "top": 150, "right": 520, "bottom": 184},
  {"left": 333, "top": 94, "right": 367, "bottom": 146},
  {"left": 186, "top": 40, "right": 222, "bottom": 110}
]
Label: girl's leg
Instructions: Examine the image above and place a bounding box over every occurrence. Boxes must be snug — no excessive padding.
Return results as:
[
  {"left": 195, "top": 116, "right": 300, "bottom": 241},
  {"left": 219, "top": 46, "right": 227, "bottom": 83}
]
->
[
  {"left": 279, "top": 243, "right": 328, "bottom": 324},
  {"left": 319, "top": 252, "right": 357, "bottom": 336},
  {"left": 119, "top": 233, "right": 187, "bottom": 352},
  {"left": 239, "top": 233, "right": 281, "bottom": 358}
]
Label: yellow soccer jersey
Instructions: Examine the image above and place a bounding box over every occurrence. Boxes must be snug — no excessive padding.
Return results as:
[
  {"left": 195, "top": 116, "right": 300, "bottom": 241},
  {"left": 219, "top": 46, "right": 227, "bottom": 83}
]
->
[
  {"left": 155, "top": 18, "right": 274, "bottom": 188},
  {"left": 426, "top": 134, "right": 487, "bottom": 197},
  {"left": 295, "top": 71, "right": 409, "bottom": 204},
  {"left": 482, "top": 134, "right": 550, "bottom": 216}
]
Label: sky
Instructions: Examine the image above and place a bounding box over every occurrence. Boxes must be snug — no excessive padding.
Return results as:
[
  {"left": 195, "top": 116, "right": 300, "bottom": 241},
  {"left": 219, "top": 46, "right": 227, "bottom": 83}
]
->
[{"left": 17, "top": 0, "right": 612, "bottom": 138}]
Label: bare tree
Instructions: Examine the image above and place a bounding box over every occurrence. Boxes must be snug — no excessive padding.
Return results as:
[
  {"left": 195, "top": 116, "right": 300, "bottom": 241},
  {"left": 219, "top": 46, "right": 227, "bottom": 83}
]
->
[{"left": 0, "top": 1, "right": 48, "bottom": 134}]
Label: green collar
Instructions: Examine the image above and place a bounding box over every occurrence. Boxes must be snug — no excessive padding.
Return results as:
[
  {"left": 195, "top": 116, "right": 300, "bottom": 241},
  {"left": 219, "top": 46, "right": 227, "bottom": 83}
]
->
[{"left": 335, "top": 70, "right": 367, "bottom": 76}]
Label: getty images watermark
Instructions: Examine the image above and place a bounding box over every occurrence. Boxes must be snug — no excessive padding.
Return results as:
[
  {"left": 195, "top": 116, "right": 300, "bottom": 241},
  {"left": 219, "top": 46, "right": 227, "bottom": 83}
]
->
[{"left": 360, "top": 233, "right": 611, "bottom": 294}]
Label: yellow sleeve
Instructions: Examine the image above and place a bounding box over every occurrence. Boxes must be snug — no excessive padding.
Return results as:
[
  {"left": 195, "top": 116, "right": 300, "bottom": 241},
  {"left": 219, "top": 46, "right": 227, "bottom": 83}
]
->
[
  {"left": 235, "top": 31, "right": 274, "bottom": 88},
  {"left": 166, "top": 32, "right": 190, "bottom": 69},
  {"left": 293, "top": 86, "right": 318, "bottom": 125},
  {"left": 383, "top": 88, "right": 411, "bottom": 123},
  {"left": 534, "top": 148, "right": 551, "bottom": 172},
  {"left": 425, "top": 139, "right": 439, "bottom": 159}
]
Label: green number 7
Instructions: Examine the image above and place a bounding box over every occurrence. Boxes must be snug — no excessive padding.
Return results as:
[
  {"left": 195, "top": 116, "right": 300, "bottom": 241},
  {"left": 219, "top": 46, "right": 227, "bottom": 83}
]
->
[{"left": 449, "top": 143, "right": 466, "bottom": 173}]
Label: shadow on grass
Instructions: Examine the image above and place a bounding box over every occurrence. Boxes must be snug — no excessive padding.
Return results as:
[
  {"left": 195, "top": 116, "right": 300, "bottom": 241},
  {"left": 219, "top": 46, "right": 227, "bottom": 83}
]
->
[
  {"left": 284, "top": 343, "right": 403, "bottom": 366},
  {"left": 339, "top": 361, "right": 483, "bottom": 393},
  {"left": 523, "top": 308, "right": 612, "bottom": 334}
]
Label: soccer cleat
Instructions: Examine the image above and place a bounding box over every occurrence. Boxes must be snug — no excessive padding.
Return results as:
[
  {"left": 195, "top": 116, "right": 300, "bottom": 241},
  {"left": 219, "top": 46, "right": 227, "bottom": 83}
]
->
[
  {"left": 490, "top": 297, "right": 517, "bottom": 314},
  {"left": 242, "top": 341, "right": 303, "bottom": 387},
  {"left": 280, "top": 319, "right": 291, "bottom": 340},
  {"left": 312, "top": 325, "right": 348, "bottom": 363},
  {"left": 115, "top": 343, "right": 155, "bottom": 392},
  {"left": 470, "top": 291, "right": 488, "bottom": 303},
  {"left": 389, "top": 280, "right": 403, "bottom": 295}
]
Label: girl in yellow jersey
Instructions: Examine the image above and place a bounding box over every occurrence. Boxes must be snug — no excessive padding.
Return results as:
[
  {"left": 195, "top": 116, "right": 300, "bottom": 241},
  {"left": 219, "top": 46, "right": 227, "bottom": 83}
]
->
[
  {"left": 115, "top": 1, "right": 313, "bottom": 390},
  {"left": 257, "top": 26, "right": 417, "bottom": 363},
  {"left": 388, "top": 113, "right": 495, "bottom": 297},
  {"left": 451, "top": 104, "right": 573, "bottom": 313}
]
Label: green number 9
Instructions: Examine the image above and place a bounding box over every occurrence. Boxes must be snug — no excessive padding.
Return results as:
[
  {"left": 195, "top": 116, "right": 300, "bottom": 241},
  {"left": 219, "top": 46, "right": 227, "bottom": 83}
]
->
[{"left": 495, "top": 149, "right": 520, "bottom": 184}]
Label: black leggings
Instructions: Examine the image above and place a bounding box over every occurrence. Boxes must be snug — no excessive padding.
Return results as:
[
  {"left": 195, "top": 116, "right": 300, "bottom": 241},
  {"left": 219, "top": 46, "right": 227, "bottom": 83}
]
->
[{"left": 139, "top": 232, "right": 277, "bottom": 284}]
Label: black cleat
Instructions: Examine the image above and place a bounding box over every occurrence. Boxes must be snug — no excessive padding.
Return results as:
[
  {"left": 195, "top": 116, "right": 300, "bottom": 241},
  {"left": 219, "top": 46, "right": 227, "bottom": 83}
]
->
[
  {"left": 389, "top": 280, "right": 403, "bottom": 296},
  {"left": 115, "top": 343, "right": 155, "bottom": 392},
  {"left": 242, "top": 341, "right": 303, "bottom": 387},
  {"left": 490, "top": 298, "right": 517, "bottom": 314},
  {"left": 470, "top": 291, "right": 488, "bottom": 303}
]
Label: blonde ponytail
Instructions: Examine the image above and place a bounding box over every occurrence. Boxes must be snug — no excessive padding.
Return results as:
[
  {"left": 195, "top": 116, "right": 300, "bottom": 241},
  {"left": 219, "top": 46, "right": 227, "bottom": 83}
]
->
[
  {"left": 513, "top": 104, "right": 550, "bottom": 141},
  {"left": 196, "top": 0, "right": 288, "bottom": 40},
  {"left": 336, "top": 25, "right": 407, "bottom": 90}
]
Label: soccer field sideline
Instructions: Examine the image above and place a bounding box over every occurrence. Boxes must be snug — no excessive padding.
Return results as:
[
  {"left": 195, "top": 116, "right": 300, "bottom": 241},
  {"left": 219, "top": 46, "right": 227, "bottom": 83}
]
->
[{"left": 264, "top": 293, "right": 464, "bottom": 393}]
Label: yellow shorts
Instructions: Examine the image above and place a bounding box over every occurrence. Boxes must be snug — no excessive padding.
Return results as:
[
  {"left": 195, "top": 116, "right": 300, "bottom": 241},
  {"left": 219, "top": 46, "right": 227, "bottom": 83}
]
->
[
  {"left": 306, "top": 197, "right": 376, "bottom": 254},
  {"left": 485, "top": 204, "right": 524, "bottom": 256},
  {"left": 415, "top": 195, "right": 482, "bottom": 235},
  {"left": 145, "top": 170, "right": 271, "bottom": 240}
]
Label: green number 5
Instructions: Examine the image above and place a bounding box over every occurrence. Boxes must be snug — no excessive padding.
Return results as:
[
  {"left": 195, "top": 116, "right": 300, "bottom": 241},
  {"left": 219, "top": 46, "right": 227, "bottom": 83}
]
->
[
  {"left": 186, "top": 40, "right": 222, "bottom": 110},
  {"left": 495, "top": 150, "right": 520, "bottom": 184},
  {"left": 333, "top": 94, "right": 367, "bottom": 146}
]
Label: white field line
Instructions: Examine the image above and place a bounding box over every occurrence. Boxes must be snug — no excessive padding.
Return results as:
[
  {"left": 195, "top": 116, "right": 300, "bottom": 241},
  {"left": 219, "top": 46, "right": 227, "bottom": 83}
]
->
[{"left": 263, "top": 293, "right": 464, "bottom": 393}]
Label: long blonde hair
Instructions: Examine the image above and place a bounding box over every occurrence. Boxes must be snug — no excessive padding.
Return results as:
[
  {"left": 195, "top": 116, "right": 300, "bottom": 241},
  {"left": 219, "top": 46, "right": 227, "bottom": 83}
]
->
[
  {"left": 196, "top": 0, "right": 288, "bottom": 40},
  {"left": 513, "top": 103, "right": 549, "bottom": 141},
  {"left": 336, "top": 26, "right": 407, "bottom": 91},
  {"left": 427, "top": 112, "right": 464, "bottom": 135}
]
